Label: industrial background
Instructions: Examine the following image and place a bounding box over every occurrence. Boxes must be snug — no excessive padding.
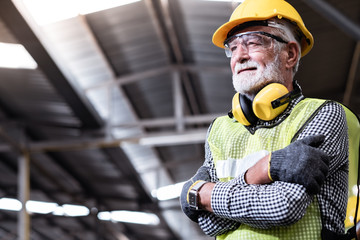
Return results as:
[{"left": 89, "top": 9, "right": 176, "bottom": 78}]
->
[{"left": 0, "top": 0, "right": 359, "bottom": 239}]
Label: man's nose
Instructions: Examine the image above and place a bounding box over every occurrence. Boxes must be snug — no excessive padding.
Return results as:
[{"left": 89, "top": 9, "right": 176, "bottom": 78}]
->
[{"left": 232, "top": 44, "right": 250, "bottom": 64}]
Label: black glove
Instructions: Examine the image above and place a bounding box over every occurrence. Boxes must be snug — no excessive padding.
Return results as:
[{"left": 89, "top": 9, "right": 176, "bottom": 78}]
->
[
  {"left": 180, "top": 166, "right": 210, "bottom": 222},
  {"left": 270, "top": 135, "right": 330, "bottom": 194}
]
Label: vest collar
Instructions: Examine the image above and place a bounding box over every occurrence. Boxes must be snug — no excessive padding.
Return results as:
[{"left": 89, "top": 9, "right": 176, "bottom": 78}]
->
[{"left": 244, "top": 94, "right": 305, "bottom": 134}]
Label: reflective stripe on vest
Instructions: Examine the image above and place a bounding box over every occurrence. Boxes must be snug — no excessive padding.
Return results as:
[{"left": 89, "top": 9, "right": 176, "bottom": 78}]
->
[{"left": 216, "top": 150, "right": 269, "bottom": 180}]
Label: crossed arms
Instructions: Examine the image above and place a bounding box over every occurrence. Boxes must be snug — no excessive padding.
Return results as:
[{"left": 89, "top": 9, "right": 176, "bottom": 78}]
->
[{"left": 180, "top": 102, "right": 349, "bottom": 236}]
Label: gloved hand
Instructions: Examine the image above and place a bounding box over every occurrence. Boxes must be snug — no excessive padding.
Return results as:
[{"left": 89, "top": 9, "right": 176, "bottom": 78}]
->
[
  {"left": 270, "top": 135, "right": 330, "bottom": 195},
  {"left": 180, "top": 165, "right": 210, "bottom": 222}
]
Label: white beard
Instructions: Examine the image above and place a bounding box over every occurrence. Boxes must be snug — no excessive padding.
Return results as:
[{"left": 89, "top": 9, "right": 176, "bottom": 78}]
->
[{"left": 232, "top": 57, "right": 285, "bottom": 97}]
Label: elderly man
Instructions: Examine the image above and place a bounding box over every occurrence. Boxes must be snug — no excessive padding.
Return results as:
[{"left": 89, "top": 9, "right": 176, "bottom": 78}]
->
[{"left": 180, "top": 0, "right": 360, "bottom": 239}]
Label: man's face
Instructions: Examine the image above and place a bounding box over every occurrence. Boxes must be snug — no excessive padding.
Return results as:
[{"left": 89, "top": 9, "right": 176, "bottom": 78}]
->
[{"left": 229, "top": 26, "right": 287, "bottom": 97}]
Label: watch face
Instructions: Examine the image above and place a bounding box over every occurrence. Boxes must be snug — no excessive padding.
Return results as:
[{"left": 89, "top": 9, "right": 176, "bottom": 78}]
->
[
  {"left": 188, "top": 190, "right": 197, "bottom": 209},
  {"left": 188, "top": 180, "right": 206, "bottom": 210}
]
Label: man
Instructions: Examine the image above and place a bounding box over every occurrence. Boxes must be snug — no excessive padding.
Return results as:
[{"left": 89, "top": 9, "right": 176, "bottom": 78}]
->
[{"left": 180, "top": 0, "right": 360, "bottom": 239}]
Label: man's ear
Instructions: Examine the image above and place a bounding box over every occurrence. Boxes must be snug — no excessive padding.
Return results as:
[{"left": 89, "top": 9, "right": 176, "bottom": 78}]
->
[{"left": 285, "top": 42, "right": 300, "bottom": 69}]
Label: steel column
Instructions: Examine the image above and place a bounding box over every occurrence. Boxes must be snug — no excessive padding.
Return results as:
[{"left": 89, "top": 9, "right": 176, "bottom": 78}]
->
[
  {"left": 18, "top": 152, "right": 30, "bottom": 240},
  {"left": 173, "top": 71, "right": 185, "bottom": 132}
]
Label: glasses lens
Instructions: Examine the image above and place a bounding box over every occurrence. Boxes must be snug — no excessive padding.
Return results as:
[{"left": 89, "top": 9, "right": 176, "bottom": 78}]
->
[{"left": 224, "top": 32, "right": 274, "bottom": 58}]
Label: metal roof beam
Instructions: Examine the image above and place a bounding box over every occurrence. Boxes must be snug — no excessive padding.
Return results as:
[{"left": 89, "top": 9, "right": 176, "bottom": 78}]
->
[
  {"left": 0, "top": 113, "right": 217, "bottom": 152},
  {"left": 159, "top": 0, "right": 202, "bottom": 115},
  {"left": 75, "top": 15, "right": 169, "bottom": 203},
  {"left": 299, "top": 0, "right": 360, "bottom": 109},
  {"left": 84, "top": 64, "right": 230, "bottom": 91},
  {"left": 301, "top": 0, "right": 360, "bottom": 40},
  {"left": 343, "top": 42, "right": 360, "bottom": 105},
  {"left": 0, "top": 1, "right": 103, "bottom": 129},
  {"left": 0, "top": 129, "right": 209, "bottom": 153},
  {"left": 145, "top": 0, "right": 202, "bottom": 116},
  {"left": 113, "top": 113, "right": 221, "bottom": 128}
]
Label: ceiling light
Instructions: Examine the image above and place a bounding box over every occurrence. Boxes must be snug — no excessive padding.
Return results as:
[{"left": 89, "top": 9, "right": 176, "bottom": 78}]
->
[
  {"left": 26, "top": 200, "right": 58, "bottom": 214},
  {"left": 0, "top": 198, "right": 90, "bottom": 217},
  {"left": 98, "top": 211, "right": 111, "bottom": 220},
  {"left": 0, "top": 43, "right": 37, "bottom": 69},
  {"left": 52, "top": 204, "right": 90, "bottom": 217},
  {"left": 20, "top": 0, "right": 142, "bottom": 25},
  {"left": 52, "top": 206, "right": 65, "bottom": 216},
  {"left": 0, "top": 198, "right": 159, "bottom": 225},
  {"left": 61, "top": 204, "right": 90, "bottom": 217},
  {"left": 0, "top": 198, "right": 22, "bottom": 211},
  {"left": 98, "top": 210, "right": 160, "bottom": 225},
  {"left": 111, "top": 211, "right": 160, "bottom": 225},
  {"left": 151, "top": 181, "right": 185, "bottom": 201}
]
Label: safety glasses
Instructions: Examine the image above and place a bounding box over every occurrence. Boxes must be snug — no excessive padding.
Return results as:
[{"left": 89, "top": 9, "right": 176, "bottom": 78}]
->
[{"left": 224, "top": 31, "right": 289, "bottom": 58}]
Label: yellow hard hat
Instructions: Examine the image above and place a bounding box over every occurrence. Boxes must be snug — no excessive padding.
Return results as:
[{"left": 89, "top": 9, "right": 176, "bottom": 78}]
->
[{"left": 212, "top": 0, "right": 314, "bottom": 57}]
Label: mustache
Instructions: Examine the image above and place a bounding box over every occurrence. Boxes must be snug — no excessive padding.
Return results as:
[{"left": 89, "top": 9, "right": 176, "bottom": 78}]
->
[{"left": 234, "top": 61, "right": 259, "bottom": 74}]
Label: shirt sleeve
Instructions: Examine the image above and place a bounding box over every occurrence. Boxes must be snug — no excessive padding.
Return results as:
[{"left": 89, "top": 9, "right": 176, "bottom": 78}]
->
[
  {"left": 196, "top": 124, "right": 241, "bottom": 237},
  {"left": 296, "top": 101, "right": 348, "bottom": 233},
  {"left": 211, "top": 172, "right": 312, "bottom": 228},
  {"left": 200, "top": 101, "right": 348, "bottom": 232},
  {"left": 296, "top": 101, "right": 348, "bottom": 175},
  {"left": 198, "top": 211, "right": 240, "bottom": 237}
]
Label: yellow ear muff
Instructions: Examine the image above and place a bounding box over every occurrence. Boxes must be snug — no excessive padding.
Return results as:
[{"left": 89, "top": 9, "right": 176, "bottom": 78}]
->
[
  {"left": 230, "top": 83, "right": 297, "bottom": 125},
  {"left": 232, "top": 92, "right": 252, "bottom": 126},
  {"left": 252, "top": 83, "right": 290, "bottom": 121},
  {"left": 231, "top": 92, "right": 259, "bottom": 126}
]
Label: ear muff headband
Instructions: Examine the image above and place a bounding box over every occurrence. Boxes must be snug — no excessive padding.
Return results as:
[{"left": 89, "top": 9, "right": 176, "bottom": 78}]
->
[
  {"left": 230, "top": 83, "right": 301, "bottom": 125},
  {"left": 252, "top": 83, "right": 290, "bottom": 121},
  {"left": 240, "top": 94, "right": 258, "bottom": 125}
]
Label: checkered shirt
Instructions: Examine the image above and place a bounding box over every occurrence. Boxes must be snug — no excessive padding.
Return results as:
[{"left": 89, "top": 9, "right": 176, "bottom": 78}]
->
[{"left": 197, "top": 96, "right": 349, "bottom": 237}]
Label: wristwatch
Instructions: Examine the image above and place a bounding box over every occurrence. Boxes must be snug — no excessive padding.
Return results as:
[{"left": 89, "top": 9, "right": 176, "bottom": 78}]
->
[{"left": 188, "top": 180, "right": 207, "bottom": 210}]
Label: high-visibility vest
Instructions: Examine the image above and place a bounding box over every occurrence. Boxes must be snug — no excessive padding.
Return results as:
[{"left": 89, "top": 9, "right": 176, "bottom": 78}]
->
[
  {"left": 207, "top": 98, "right": 358, "bottom": 239},
  {"left": 343, "top": 105, "right": 360, "bottom": 229}
]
